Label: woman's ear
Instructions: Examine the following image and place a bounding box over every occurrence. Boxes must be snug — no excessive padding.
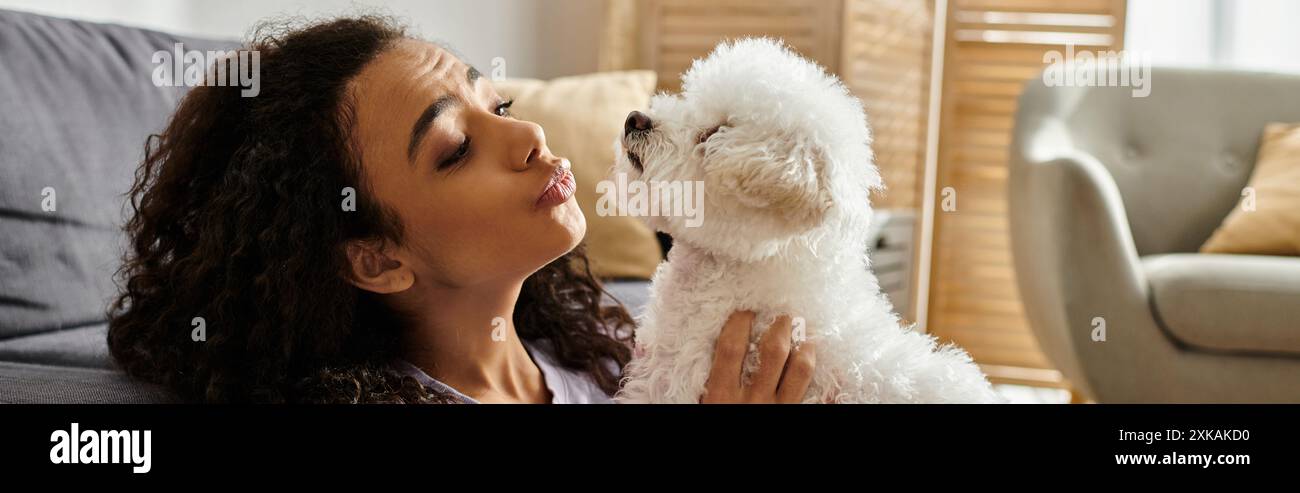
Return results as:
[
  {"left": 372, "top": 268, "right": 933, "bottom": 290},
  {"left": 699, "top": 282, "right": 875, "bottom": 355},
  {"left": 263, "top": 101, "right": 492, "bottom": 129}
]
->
[{"left": 344, "top": 239, "right": 414, "bottom": 294}]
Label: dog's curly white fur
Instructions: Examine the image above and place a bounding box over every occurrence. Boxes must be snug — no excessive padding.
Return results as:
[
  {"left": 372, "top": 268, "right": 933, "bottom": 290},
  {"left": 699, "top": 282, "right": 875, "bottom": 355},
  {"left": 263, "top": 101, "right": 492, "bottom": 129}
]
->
[{"left": 612, "top": 38, "right": 1003, "bottom": 404}]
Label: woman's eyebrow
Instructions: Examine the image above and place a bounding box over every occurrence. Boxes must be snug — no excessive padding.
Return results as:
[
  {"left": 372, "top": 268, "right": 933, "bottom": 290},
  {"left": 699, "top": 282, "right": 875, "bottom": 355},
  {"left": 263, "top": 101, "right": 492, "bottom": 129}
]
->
[
  {"left": 407, "top": 66, "right": 483, "bottom": 164},
  {"left": 408, "top": 94, "right": 457, "bottom": 163}
]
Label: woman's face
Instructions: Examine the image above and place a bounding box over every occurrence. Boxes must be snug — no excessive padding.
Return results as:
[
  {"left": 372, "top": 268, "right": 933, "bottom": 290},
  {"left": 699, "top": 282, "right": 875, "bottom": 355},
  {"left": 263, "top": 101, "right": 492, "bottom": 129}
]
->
[{"left": 348, "top": 40, "right": 583, "bottom": 290}]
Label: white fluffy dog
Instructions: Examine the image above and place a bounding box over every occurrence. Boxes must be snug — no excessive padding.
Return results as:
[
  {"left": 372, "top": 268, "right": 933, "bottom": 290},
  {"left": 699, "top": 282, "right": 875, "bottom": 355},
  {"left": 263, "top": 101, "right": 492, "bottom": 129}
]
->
[{"left": 612, "top": 38, "right": 1003, "bottom": 404}]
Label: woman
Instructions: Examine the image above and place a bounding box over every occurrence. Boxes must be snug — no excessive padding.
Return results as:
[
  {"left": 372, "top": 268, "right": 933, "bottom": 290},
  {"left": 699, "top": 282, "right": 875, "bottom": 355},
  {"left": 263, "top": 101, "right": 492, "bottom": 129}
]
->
[{"left": 108, "top": 15, "right": 814, "bottom": 404}]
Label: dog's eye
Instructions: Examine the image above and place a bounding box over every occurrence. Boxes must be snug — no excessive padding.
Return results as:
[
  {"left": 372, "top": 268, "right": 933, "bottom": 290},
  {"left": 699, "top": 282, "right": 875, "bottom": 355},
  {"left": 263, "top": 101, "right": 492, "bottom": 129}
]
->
[{"left": 697, "top": 125, "right": 723, "bottom": 144}]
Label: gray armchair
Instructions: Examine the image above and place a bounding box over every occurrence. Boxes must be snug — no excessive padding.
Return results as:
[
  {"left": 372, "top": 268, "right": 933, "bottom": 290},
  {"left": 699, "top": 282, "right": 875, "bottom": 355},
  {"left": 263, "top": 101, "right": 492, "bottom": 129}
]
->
[{"left": 1009, "top": 68, "right": 1300, "bottom": 403}]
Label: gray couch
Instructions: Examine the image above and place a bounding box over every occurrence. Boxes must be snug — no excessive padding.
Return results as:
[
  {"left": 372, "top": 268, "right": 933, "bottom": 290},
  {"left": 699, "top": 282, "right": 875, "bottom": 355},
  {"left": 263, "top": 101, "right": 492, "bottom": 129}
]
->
[
  {"left": 1009, "top": 67, "right": 1300, "bottom": 403},
  {"left": 0, "top": 9, "right": 650, "bottom": 403},
  {"left": 0, "top": 9, "right": 241, "bottom": 403}
]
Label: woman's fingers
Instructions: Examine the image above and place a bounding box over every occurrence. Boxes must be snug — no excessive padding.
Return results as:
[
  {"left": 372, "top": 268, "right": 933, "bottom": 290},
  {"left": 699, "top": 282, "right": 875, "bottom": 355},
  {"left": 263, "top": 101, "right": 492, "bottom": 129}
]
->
[
  {"left": 703, "top": 310, "right": 756, "bottom": 401},
  {"left": 748, "top": 315, "right": 793, "bottom": 399},
  {"left": 777, "top": 338, "right": 816, "bottom": 403},
  {"left": 703, "top": 311, "right": 819, "bottom": 404}
]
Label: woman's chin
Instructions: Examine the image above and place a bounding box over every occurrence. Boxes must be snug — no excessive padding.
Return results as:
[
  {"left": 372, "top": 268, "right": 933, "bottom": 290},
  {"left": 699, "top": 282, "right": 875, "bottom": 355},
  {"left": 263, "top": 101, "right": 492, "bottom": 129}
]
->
[
  {"left": 522, "top": 199, "right": 584, "bottom": 266},
  {"left": 549, "top": 198, "right": 586, "bottom": 248}
]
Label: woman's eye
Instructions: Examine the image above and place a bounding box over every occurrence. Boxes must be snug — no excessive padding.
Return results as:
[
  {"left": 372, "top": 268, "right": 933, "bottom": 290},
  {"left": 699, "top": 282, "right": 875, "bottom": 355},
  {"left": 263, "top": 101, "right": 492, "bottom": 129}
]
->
[
  {"left": 698, "top": 125, "right": 723, "bottom": 144},
  {"left": 439, "top": 137, "right": 471, "bottom": 170},
  {"left": 495, "top": 99, "right": 514, "bottom": 118}
]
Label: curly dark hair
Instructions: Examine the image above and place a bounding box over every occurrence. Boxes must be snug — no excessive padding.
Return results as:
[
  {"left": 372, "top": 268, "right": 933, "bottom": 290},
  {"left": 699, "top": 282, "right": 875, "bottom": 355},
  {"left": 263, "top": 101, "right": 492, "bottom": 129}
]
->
[{"left": 107, "top": 15, "right": 635, "bottom": 403}]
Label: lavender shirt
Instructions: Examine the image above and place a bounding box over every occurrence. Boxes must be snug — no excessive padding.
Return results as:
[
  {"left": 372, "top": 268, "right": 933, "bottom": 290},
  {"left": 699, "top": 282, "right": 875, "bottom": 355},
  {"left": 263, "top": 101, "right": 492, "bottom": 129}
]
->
[{"left": 391, "top": 338, "right": 618, "bottom": 404}]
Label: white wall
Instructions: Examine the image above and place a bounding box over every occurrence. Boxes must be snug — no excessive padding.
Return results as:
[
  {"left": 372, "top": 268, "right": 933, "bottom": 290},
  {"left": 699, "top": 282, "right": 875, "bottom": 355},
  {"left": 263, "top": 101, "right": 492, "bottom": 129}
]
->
[
  {"left": 0, "top": 0, "right": 189, "bottom": 34},
  {"left": 0, "top": 0, "right": 604, "bottom": 79},
  {"left": 1125, "top": 0, "right": 1216, "bottom": 67},
  {"left": 1228, "top": 0, "right": 1300, "bottom": 74},
  {"left": 1127, "top": 0, "right": 1300, "bottom": 74}
]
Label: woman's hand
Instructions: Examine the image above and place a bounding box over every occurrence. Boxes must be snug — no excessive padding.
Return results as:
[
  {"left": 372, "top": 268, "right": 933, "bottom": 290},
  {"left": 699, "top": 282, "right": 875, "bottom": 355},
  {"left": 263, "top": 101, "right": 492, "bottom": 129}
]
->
[{"left": 701, "top": 311, "right": 816, "bottom": 403}]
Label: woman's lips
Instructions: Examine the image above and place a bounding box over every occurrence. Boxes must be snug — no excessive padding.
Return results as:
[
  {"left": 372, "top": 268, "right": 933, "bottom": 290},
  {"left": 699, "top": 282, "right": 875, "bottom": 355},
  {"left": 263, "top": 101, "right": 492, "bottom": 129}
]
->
[{"left": 535, "top": 163, "right": 576, "bottom": 209}]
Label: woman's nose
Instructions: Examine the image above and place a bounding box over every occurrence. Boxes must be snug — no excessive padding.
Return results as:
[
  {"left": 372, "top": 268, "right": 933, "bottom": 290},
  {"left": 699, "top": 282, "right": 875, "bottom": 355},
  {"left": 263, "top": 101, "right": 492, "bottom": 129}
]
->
[{"left": 513, "top": 120, "right": 549, "bottom": 171}]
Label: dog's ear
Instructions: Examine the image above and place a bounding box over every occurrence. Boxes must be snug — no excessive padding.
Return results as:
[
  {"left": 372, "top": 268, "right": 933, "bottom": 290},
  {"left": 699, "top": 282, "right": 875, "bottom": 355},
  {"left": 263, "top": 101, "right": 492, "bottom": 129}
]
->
[{"left": 708, "top": 135, "right": 833, "bottom": 227}]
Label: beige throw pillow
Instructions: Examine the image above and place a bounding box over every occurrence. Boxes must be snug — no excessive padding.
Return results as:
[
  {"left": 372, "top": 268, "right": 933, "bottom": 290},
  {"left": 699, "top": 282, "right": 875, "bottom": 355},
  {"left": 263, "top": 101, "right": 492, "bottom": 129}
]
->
[{"left": 1201, "top": 122, "right": 1300, "bottom": 256}]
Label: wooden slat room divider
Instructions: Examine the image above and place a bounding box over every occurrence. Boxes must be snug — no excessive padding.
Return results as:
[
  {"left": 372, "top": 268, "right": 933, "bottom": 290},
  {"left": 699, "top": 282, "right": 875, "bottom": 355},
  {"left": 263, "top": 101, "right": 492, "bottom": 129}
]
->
[{"left": 928, "top": 0, "right": 1127, "bottom": 383}]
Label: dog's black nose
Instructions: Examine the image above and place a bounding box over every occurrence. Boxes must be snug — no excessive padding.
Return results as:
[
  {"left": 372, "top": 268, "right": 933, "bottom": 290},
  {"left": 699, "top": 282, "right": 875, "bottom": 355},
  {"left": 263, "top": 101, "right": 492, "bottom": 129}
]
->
[{"left": 624, "top": 111, "right": 652, "bottom": 136}]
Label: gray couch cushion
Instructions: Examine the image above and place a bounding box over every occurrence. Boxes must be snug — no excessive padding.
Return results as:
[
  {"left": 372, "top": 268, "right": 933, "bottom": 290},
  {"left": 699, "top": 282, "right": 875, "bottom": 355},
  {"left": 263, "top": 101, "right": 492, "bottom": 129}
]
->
[
  {"left": 0, "top": 9, "right": 235, "bottom": 339},
  {"left": 1145, "top": 253, "right": 1300, "bottom": 356},
  {"left": 602, "top": 279, "right": 650, "bottom": 318},
  {"left": 0, "top": 323, "right": 112, "bottom": 369},
  {"left": 0, "top": 360, "right": 174, "bottom": 403}
]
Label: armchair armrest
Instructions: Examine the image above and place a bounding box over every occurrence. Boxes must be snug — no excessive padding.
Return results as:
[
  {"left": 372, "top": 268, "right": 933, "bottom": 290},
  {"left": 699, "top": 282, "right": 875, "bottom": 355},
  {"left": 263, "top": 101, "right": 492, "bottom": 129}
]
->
[{"left": 1009, "top": 148, "right": 1156, "bottom": 399}]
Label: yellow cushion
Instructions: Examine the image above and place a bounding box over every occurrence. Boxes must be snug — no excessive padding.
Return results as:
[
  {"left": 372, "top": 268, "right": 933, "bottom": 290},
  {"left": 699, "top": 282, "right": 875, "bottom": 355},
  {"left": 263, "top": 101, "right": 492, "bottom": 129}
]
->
[
  {"left": 1201, "top": 123, "right": 1300, "bottom": 256},
  {"left": 492, "top": 71, "right": 662, "bottom": 278}
]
